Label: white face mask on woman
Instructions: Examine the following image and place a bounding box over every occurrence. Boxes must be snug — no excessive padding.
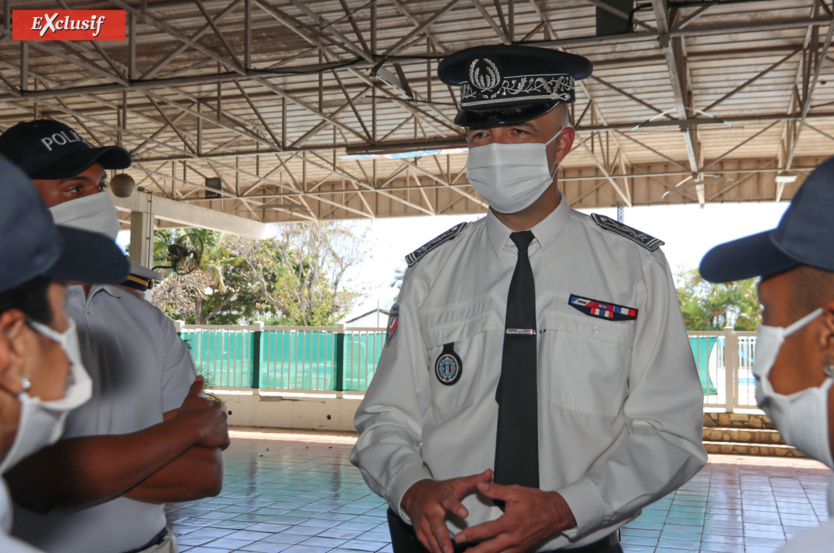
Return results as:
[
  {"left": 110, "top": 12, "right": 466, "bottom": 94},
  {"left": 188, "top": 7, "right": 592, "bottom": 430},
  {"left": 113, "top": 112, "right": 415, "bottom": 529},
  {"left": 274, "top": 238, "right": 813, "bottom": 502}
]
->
[
  {"left": 753, "top": 307, "right": 834, "bottom": 468},
  {"left": 50, "top": 192, "right": 120, "bottom": 241},
  {"left": 466, "top": 128, "right": 567, "bottom": 214},
  {"left": 0, "top": 318, "right": 92, "bottom": 474}
]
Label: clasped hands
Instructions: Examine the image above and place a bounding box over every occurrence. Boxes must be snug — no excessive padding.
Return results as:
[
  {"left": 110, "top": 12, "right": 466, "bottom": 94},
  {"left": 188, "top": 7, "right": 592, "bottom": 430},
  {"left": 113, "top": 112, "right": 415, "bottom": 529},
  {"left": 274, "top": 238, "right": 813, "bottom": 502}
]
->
[{"left": 400, "top": 469, "right": 576, "bottom": 553}]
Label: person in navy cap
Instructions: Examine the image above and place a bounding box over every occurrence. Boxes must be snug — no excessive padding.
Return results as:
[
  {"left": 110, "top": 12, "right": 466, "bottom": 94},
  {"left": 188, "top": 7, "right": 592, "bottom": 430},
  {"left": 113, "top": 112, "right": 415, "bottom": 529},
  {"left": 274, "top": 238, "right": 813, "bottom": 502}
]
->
[
  {"left": 352, "top": 45, "right": 706, "bottom": 553},
  {"left": 0, "top": 153, "right": 128, "bottom": 552},
  {"left": 700, "top": 157, "right": 834, "bottom": 552},
  {"left": 0, "top": 120, "right": 229, "bottom": 553}
]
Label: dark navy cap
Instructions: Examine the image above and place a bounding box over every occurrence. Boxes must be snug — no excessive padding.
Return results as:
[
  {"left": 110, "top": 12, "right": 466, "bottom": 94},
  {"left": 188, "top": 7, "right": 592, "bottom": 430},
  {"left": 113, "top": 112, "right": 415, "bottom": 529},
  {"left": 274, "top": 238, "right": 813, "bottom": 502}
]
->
[
  {"left": 0, "top": 153, "right": 128, "bottom": 293},
  {"left": 438, "top": 45, "right": 592, "bottom": 128},
  {"left": 0, "top": 119, "right": 131, "bottom": 180},
  {"left": 700, "top": 157, "right": 834, "bottom": 283}
]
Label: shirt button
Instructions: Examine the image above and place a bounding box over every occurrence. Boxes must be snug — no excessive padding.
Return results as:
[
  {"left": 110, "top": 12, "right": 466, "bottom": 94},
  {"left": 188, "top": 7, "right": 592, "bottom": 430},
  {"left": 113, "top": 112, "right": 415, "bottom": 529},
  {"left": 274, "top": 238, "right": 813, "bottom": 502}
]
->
[
  {"left": 592, "top": 326, "right": 599, "bottom": 334},
  {"left": 444, "top": 332, "right": 451, "bottom": 339}
]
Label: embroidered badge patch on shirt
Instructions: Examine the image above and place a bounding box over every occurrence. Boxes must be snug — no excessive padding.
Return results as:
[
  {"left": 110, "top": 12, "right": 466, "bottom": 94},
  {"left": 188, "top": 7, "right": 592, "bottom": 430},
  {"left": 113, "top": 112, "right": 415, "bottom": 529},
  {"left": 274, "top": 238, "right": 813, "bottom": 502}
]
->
[
  {"left": 569, "top": 294, "right": 638, "bottom": 321},
  {"left": 385, "top": 303, "right": 400, "bottom": 346},
  {"left": 435, "top": 343, "right": 462, "bottom": 385}
]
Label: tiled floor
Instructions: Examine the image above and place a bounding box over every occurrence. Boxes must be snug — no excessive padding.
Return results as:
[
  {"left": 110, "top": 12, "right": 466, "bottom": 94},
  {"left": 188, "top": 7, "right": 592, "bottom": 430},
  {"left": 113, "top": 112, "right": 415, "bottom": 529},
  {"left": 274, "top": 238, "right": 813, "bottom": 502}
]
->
[{"left": 167, "top": 429, "right": 833, "bottom": 553}]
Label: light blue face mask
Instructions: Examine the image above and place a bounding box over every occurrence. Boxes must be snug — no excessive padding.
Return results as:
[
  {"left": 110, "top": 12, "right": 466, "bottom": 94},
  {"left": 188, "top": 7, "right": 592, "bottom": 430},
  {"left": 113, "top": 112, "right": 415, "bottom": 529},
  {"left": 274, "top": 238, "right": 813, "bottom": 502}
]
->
[{"left": 466, "top": 128, "right": 567, "bottom": 214}]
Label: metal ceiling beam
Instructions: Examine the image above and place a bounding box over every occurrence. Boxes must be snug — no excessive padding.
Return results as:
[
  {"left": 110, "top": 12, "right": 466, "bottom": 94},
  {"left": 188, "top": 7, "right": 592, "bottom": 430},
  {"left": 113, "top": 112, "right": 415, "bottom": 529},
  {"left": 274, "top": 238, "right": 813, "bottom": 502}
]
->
[
  {"left": 141, "top": 0, "right": 242, "bottom": 79},
  {"left": 652, "top": 0, "right": 702, "bottom": 204},
  {"left": 701, "top": 49, "right": 802, "bottom": 113},
  {"left": 108, "top": 0, "right": 245, "bottom": 76},
  {"left": 470, "top": 0, "right": 511, "bottom": 44},
  {"left": 399, "top": 157, "right": 487, "bottom": 208},
  {"left": 784, "top": 14, "right": 834, "bottom": 171},
  {"left": 391, "top": 0, "right": 448, "bottom": 53},
  {"left": 0, "top": 29, "right": 127, "bottom": 88},
  {"left": 584, "top": 0, "right": 656, "bottom": 33},
  {"left": 380, "top": 0, "right": 463, "bottom": 58},
  {"left": 527, "top": 16, "right": 833, "bottom": 51},
  {"left": 252, "top": 0, "right": 455, "bottom": 135},
  {"left": 126, "top": 105, "right": 834, "bottom": 163},
  {"left": 575, "top": 134, "right": 632, "bottom": 207},
  {"left": 192, "top": 0, "right": 245, "bottom": 71}
]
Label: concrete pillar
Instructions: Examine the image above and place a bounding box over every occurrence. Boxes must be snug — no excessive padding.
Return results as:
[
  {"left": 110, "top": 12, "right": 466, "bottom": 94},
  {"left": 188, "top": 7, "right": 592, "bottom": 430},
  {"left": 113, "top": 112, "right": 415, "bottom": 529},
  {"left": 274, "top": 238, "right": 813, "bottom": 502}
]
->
[
  {"left": 724, "top": 326, "right": 738, "bottom": 413},
  {"left": 129, "top": 194, "right": 154, "bottom": 268}
]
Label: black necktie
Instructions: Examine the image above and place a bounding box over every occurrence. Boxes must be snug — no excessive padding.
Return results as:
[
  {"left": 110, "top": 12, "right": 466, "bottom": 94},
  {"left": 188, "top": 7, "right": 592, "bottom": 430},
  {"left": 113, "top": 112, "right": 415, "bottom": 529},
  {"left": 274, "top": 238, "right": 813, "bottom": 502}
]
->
[{"left": 494, "top": 230, "right": 539, "bottom": 490}]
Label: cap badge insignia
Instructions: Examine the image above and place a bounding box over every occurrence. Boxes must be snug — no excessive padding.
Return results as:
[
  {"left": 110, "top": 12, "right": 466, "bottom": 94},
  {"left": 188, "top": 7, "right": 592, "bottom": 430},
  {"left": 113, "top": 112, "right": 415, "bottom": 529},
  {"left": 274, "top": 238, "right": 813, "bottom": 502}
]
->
[
  {"left": 469, "top": 58, "right": 501, "bottom": 92},
  {"left": 435, "top": 343, "right": 462, "bottom": 385}
]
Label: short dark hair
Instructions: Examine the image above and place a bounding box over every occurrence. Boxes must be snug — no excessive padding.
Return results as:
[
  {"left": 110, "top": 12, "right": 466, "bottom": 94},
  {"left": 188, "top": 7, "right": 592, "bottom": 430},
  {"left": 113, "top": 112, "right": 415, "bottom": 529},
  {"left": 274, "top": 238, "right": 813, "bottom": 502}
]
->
[
  {"left": 0, "top": 276, "right": 53, "bottom": 325},
  {"left": 791, "top": 266, "right": 834, "bottom": 317}
]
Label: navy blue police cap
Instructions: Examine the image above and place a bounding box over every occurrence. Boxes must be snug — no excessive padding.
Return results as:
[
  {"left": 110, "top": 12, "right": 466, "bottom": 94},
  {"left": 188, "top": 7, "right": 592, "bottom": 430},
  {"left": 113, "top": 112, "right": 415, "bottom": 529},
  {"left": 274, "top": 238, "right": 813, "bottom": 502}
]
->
[
  {"left": 437, "top": 45, "right": 592, "bottom": 128},
  {"left": 0, "top": 119, "right": 131, "bottom": 180},
  {"left": 0, "top": 153, "right": 128, "bottom": 293},
  {"left": 700, "top": 156, "right": 834, "bottom": 283}
]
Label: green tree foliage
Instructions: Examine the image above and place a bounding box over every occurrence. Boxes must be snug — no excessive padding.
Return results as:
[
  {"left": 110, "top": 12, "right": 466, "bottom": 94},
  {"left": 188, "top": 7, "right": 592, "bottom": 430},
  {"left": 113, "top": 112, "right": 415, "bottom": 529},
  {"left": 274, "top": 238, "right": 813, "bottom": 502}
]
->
[
  {"left": 676, "top": 268, "right": 761, "bottom": 330},
  {"left": 149, "top": 222, "right": 365, "bottom": 326}
]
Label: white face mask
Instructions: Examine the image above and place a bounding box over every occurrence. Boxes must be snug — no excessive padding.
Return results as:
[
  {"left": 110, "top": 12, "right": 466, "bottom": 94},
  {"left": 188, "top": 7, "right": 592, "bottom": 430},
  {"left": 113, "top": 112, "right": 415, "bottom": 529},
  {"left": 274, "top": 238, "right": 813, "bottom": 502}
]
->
[
  {"left": 0, "top": 318, "right": 92, "bottom": 474},
  {"left": 753, "top": 307, "right": 834, "bottom": 468},
  {"left": 466, "top": 128, "right": 566, "bottom": 214},
  {"left": 50, "top": 192, "right": 121, "bottom": 241}
]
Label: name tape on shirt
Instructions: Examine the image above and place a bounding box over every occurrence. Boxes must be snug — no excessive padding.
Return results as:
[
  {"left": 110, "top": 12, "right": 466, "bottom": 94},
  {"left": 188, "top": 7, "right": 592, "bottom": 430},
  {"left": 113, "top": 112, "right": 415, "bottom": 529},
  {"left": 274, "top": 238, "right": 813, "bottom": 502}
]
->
[
  {"left": 13, "top": 10, "right": 126, "bottom": 41},
  {"left": 569, "top": 294, "right": 638, "bottom": 322}
]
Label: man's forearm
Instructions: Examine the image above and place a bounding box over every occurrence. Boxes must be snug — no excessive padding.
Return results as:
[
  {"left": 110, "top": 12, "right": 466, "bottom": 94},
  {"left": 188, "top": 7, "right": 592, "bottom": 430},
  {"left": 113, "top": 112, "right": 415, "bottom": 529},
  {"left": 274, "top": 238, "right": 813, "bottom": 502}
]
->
[
  {"left": 124, "top": 445, "right": 223, "bottom": 503},
  {"left": 6, "top": 417, "right": 200, "bottom": 513}
]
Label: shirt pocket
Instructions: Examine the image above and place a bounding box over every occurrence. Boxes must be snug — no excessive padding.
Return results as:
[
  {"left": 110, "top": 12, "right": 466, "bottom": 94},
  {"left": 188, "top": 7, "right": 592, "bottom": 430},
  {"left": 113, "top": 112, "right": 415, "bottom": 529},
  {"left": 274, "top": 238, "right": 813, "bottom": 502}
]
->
[
  {"left": 539, "top": 309, "right": 635, "bottom": 417},
  {"left": 420, "top": 297, "right": 503, "bottom": 423}
]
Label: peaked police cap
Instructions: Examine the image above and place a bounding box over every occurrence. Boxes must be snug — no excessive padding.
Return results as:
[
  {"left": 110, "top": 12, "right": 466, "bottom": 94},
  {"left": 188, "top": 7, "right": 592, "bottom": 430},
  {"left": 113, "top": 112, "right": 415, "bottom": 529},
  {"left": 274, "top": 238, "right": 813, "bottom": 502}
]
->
[{"left": 437, "top": 45, "right": 592, "bottom": 128}]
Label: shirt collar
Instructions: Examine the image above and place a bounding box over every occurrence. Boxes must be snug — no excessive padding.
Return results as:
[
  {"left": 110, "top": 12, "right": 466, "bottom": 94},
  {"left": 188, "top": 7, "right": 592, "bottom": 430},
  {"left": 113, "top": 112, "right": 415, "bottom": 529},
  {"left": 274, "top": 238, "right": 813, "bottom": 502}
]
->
[
  {"left": 68, "top": 283, "right": 124, "bottom": 300},
  {"left": 485, "top": 191, "right": 571, "bottom": 257}
]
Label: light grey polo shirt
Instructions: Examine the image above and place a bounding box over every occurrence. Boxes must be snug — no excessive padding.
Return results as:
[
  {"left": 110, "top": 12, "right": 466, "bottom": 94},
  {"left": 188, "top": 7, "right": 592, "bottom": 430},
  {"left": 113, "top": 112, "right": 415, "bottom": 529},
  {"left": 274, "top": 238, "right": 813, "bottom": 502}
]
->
[{"left": 13, "top": 284, "right": 196, "bottom": 553}]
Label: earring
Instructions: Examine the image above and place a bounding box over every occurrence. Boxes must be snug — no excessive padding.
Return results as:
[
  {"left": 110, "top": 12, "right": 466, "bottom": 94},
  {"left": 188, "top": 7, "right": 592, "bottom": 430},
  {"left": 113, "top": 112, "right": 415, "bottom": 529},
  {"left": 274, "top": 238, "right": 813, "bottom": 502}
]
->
[
  {"left": 825, "top": 364, "right": 834, "bottom": 378},
  {"left": 21, "top": 375, "right": 31, "bottom": 391}
]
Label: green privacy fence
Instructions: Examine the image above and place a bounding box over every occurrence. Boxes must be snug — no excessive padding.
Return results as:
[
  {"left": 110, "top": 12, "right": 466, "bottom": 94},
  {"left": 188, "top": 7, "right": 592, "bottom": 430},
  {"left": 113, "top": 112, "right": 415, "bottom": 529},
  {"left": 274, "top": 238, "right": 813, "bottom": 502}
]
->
[
  {"left": 179, "top": 325, "right": 385, "bottom": 392},
  {"left": 179, "top": 325, "right": 754, "bottom": 410}
]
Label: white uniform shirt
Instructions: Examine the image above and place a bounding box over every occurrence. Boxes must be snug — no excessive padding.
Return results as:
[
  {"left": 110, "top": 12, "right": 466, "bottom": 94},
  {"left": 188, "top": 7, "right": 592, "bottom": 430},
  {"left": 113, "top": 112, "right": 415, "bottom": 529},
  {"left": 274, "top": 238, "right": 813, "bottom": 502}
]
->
[
  {"left": 13, "top": 285, "right": 196, "bottom": 553},
  {"left": 1, "top": 480, "right": 42, "bottom": 553},
  {"left": 350, "top": 197, "right": 707, "bottom": 549}
]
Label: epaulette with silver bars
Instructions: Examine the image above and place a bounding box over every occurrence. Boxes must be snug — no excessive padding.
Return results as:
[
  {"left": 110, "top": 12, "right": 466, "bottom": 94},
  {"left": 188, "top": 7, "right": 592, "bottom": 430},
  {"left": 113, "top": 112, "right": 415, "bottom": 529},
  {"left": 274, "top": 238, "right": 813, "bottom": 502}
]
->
[
  {"left": 406, "top": 222, "right": 468, "bottom": 267},
  {"left": 591, "top": 214, "right": 664, "bottom": 252}
]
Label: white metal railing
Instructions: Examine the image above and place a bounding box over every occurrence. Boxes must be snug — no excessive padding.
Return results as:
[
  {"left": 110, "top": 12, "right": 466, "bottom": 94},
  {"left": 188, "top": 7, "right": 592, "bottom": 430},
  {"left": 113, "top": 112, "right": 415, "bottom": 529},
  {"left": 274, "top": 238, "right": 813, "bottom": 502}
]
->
[
  {"left": 690, "top": 327, "right": 758, "bottom": 412},
  {"left": 174, "top": 322, "right": 759, "bottom": 413}
]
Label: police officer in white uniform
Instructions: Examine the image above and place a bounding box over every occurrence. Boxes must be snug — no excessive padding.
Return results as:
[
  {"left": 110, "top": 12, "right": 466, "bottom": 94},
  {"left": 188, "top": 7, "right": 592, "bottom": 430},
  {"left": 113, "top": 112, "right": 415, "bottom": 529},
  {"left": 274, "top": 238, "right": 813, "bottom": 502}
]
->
[
  {"left": 350, "top": 45, "right": 707, "bottom": 553},
  {"left": 700, "top": 157, "right": 834, "bottom": 552},
  {"left": 0, "top": 120, "right": 229, "bottom": 553},
  {"left": 0, "top": 154, "right": 128, "bottom": 552}
]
